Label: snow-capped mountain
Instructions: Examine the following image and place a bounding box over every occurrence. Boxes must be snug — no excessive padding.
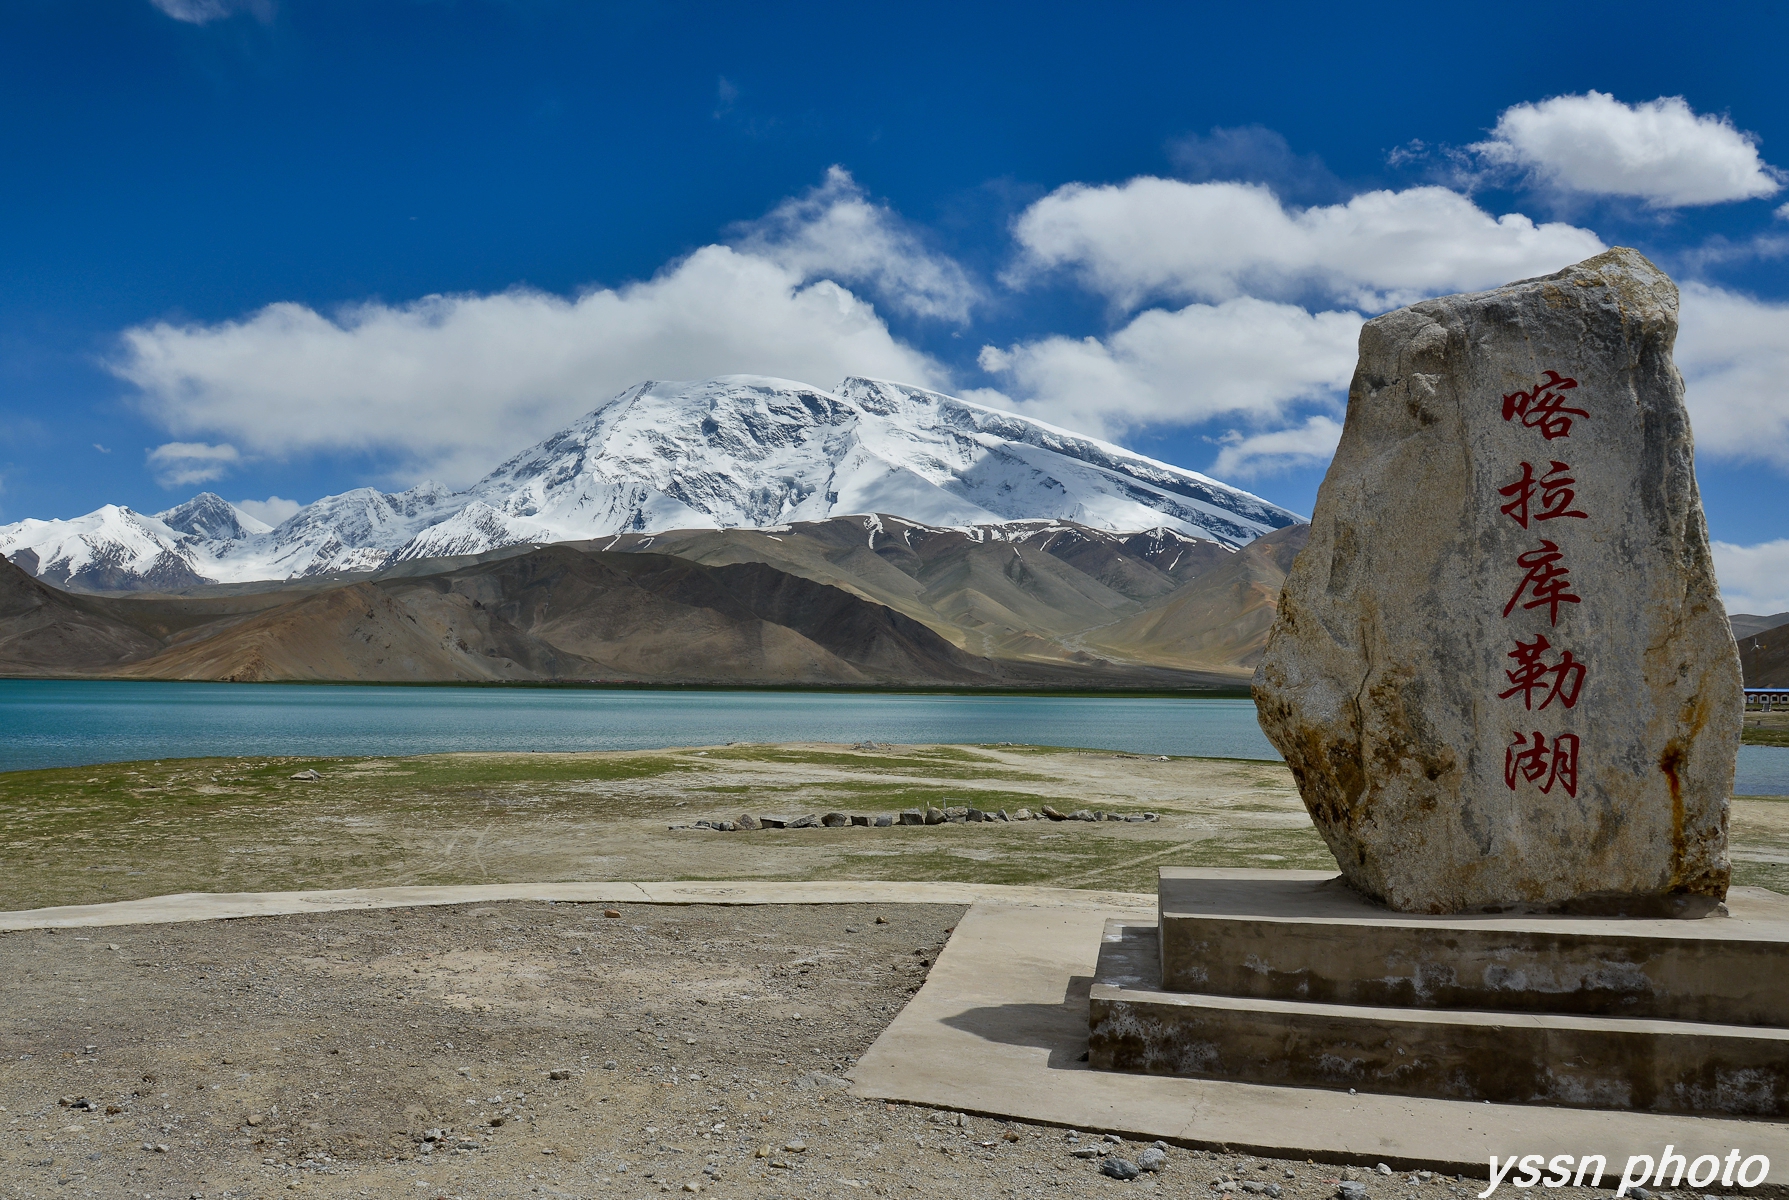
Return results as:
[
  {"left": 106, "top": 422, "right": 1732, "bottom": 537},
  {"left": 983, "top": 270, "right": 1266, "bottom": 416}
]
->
[{"left": 1, "top": 375, "right": 1303, "bottom": 592}]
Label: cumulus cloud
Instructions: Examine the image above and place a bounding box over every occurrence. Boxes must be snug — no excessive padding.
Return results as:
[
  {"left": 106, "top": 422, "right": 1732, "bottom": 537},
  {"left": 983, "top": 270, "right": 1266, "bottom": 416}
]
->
[
  {"left": 1210, "top": 415, "right": 1345, "bottom": 479},
  {"left": 731, "top": 167, "right": 979, "bottom": 322},
  {"left": 1472, "top": 92, "right": 1782, "bottom": 208},
  {"left": 1677, "top": 283, "right": 1789, "bottom": 470},
  {"left": 235, "top": 495, "right": 302, "bottom": 526},
  {"left": 978, "top": 296, "right": 1361, "bottom": 439},
  {"left": 1712, "top": 540, "right": 1789, "bottom": 617},
  {"left": 113, "top": 244, "right": 945, "bottom": 485},
  {"left": 147, "top": 441, "right": 240, "bottom": 488},
  {"left": 1009, "top": 177, "right": 1604, "bottom": 312},
  {"left": 148, "top": 0, "right": 272, "bottom": 24}
]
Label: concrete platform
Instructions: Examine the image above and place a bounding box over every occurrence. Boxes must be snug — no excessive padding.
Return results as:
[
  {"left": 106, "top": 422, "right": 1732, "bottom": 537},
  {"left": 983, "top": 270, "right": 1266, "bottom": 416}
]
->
[
  {"left": 1157, "top": 868, "right": 1789, "bottom": 1024},
  {"left": 0, "top": 878, "right": 1153, "bottom": 930},
  {"left": 850, "top": 898, "right": 1789, "bottom": 1178},
  {"left": 1094, "top": 921, "right": 1789, "bottom": 1118}
]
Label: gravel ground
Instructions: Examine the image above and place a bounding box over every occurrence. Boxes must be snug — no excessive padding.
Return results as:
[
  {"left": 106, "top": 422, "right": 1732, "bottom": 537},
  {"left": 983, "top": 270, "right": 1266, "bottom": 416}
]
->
[{"left": 1, "top": 900, "right": 1586, "bottom": 1200}]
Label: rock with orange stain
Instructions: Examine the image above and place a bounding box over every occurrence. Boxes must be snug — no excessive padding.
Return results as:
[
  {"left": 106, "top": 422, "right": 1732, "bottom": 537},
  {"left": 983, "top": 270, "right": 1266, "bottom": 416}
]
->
[{"left": 1254, "top": 248, "right": 1742, "bottom": 915}]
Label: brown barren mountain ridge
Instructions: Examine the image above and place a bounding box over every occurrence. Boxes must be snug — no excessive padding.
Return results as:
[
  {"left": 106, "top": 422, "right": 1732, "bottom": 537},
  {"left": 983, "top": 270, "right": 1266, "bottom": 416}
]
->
[
  {"left": 1740, "top": 621, "right": 1789, "bottom": 688},
  {"left": 0, "top": 516, "right": 1314, "bottom": 686}
]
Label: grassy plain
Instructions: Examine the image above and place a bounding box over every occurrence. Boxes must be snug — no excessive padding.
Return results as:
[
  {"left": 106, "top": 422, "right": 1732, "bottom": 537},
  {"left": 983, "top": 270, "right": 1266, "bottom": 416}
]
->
[
  {"left": 1744, "top": 709, "right": 1789, "bottom": 747},
  {"left": 3, "top": 741, "right": 1785, "bottom": 911},
  {"left": 0, "top": 743, "right": 1330, "bottom": 911}
]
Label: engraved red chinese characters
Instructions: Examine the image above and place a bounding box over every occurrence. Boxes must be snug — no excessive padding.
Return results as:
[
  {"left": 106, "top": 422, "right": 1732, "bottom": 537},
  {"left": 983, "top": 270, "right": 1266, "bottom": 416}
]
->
[
  {"left": 1498, "top": 460, "right": 1588, "bottom": 529},
  {"left": 1504, "top": 731, "right": 1581, "bottom": 797},
  {"left": 1498, "top": 634, "right": 1585, "bottom": 710},
  {"left": 1503, "top": 539, "right": 1583, "bottom": 625},
  {"left": 1502, "top": 370, "right": 1587, "bottom": 440}
]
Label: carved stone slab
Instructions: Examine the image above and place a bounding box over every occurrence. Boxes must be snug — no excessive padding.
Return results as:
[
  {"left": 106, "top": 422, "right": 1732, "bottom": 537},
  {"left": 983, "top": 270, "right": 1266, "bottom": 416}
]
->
[{"left": 1254, "top": 248, "right": 1742, "bottom": 914}]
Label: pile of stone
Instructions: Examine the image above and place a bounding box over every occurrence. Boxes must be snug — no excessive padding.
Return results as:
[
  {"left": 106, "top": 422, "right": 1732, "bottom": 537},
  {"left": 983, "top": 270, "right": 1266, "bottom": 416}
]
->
[{"left": 674, "top": 807, "right": 1159, "bottom": 831}]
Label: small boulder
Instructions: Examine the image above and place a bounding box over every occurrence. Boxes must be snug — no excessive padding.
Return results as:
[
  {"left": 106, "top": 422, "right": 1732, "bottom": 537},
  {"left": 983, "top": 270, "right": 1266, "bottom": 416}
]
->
[
  {"left": 850, "top": 814, "right": 872, "bottom": 826},
  {"left": 1101, "top": 1158, "right": 1142, "bottom": 1180},
  {"left": 289, "top": 769, "right": 322, "bottom": 781},
  {"left": 1041, "top": 806, "right": 1066, "bottom": 821},
  {"left": 735, "top": 813, "right": 760, "bottom": 830},
  {"left": 874, "top": 814, "right": 895, "bottom": 827},
  {"left": 899, "top": 809, "right": 925, "bottom": 826},
  {"left": 923, "top": 806, "right": 946, "bottom": 825},
  {"left": 1137, "top": 1146, "right": 1168, "bottom": 1172},
  {"left": 820, "top": 812, "right": 851, "bottom": 828}
]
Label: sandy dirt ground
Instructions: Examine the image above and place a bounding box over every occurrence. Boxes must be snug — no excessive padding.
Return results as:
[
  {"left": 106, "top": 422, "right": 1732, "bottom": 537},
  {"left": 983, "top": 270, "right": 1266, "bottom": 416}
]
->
[{"left": 0, "top": 899, "right": 1616, "bottom": 1200}]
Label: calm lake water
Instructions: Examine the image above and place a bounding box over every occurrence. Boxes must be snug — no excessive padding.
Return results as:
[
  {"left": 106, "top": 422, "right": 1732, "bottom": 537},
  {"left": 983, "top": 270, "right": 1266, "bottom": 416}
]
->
[{"left": 2, "top": 679, "right": 1785, "bottom": 795}]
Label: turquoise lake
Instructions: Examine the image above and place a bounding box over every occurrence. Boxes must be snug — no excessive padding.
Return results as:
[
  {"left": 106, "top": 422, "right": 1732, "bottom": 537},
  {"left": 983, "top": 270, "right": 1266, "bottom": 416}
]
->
[{"left": 2, "top": 679, "right": 1785, "bottom": 795}]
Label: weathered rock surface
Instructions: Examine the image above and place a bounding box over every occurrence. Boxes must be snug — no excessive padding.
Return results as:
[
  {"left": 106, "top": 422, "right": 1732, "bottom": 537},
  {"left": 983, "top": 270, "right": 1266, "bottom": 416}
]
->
[{"left": 1254, "top": 248, "right": 1742, "bottom": 914}]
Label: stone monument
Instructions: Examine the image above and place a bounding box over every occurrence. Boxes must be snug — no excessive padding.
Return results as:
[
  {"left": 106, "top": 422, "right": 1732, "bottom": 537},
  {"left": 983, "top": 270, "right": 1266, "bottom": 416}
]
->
[
  {"left": 1085, "top": 252, "right": 1786, "bottom": 1120},
  {"left": 1254, "top": 247, "right": 1741, "bottom": 916}
]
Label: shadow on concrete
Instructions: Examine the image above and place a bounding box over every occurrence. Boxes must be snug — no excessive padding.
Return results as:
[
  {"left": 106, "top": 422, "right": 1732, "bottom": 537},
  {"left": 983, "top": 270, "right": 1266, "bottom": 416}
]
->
[{"left": 938, "top": 974, "right": 1093, "bottom": 1070}]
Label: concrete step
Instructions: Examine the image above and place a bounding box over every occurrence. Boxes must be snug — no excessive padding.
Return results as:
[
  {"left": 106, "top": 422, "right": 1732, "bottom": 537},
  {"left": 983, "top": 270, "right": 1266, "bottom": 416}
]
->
[
  {"left": 1092, "top": 920, "right": 1789, "bottom": 1119},
  {"left": 1156, "top": 867, "right": 1789, "bottom": 1025}
]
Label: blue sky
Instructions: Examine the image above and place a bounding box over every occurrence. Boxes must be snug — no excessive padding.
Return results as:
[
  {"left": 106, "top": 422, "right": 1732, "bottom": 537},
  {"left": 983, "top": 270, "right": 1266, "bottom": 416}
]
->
[{"left": 3, "top": 1, "right": 1788, "bottom": 606}]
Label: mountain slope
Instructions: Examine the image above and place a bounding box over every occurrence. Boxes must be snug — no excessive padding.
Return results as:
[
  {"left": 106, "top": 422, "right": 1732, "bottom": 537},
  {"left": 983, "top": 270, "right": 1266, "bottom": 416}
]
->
[
  {"left": 2, "top": 375, "right": 1302, "bottom": 591},
  {"left": 1740, "top": 622, "right": 1789, "bottom": 689},
  {"left": 5, "top": 543, "right": 1240, "bottom": 688},
  {"left": 1081, "top": 524, "right": 1311, "bottom": 672},
  {"left": 591, "top": 514, "right": 1241, "bottom": 666},
  {"left": 0, "top": 557, "right": 163, "bottom": 671},
  {"left": 1732, "top": 612, "right": 1789, "bottom": 642}
]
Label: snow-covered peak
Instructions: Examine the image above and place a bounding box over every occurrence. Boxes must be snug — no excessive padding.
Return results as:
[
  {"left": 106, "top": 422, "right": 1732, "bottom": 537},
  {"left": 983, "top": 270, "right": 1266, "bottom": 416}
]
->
[
  {"left": 155, "top": 492, "right": 270, "bottom": 541},
  {"left": 3, "top": 375, "right": 1303, "bottom": 590},
  {"left": 0, "top": 504, "right": 210, "bottom": 592}
]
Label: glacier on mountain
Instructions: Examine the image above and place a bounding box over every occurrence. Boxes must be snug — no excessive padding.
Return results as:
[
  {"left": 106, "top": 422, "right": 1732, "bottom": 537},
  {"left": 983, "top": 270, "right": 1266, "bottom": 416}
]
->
[{"left": 1, "top": 376, "right": 1303, "bottom": 591}]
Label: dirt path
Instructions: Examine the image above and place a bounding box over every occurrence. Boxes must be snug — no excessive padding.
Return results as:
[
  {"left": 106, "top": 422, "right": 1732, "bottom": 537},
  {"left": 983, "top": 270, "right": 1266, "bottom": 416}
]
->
[{"left": 1, "top": 899, "right": 1542, "bottom": 1200}]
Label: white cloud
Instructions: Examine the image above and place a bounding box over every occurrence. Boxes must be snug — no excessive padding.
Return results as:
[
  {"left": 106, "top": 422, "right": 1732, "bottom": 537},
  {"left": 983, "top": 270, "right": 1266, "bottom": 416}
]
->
[
  {"left": 1777, "top": 202, "right": 1789, "bottom": 221},
  {"left": 1677, "top": 283, "right": 1789, "bottom": 470},
  {"left": 147, "top": 441, "right": 240, "bottom": 488},
  {"left": 113, "top": 244, "right": 945, "bottom": 486},
  {"left": 978, "top": 296, "right": 1361, "bottom": 439},
  {"left": 731, "top": 167, "right": 979, "bottom": 322},
  {"left": 235, "top": 495, "right": 302, "bottom": 526},
  {"left": 1009, "top": 177, "right": 1603, "bottom": 312},
  {"left": 148, "top": 0, "right": 271, "bottom": 24},
  {"left": 1210, "top": 415, "right": 1345, "bottom": 479},
  {"left": 1472, "top": 92, "right": 1782, "bottom": 208},
  {"left": 1713, "top": 540, "right": 1789, "bottom": 617}
]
